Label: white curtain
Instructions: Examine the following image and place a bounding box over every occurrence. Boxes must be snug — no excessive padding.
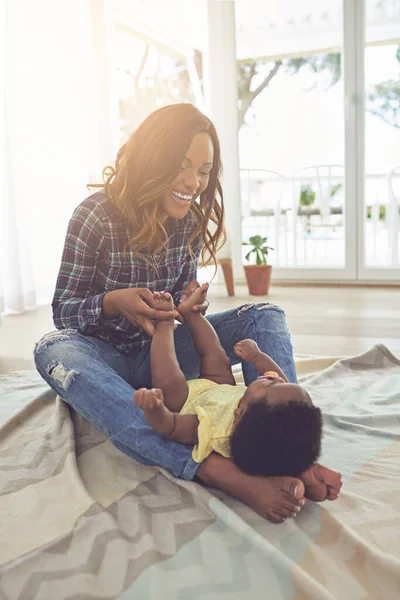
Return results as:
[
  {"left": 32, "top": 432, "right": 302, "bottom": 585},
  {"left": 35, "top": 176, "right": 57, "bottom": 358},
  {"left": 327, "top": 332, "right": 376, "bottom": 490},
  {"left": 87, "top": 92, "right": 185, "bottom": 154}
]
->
[
  {"left": 0, "top": 0, "right": 112, "bottom": 317},
  {"left": 0, "top": 0, "right": 235, "bottom": 322}
]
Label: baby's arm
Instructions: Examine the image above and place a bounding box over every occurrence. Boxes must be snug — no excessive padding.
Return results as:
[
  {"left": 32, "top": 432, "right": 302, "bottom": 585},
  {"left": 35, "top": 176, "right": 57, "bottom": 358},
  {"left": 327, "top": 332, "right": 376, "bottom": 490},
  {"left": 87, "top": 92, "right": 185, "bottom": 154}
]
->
[
  {"left": 234, "top": 340, "right": 289, "bottom": 382},
  {"left": 134, "top": 388, "right": 199, "bottom": 444}
]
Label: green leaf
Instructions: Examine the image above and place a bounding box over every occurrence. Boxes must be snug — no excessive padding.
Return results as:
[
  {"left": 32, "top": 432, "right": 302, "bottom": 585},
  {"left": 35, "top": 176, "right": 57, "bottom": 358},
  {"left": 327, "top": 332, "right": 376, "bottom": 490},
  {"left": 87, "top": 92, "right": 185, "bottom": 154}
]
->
[
  {"left": 261, "top": 246, "right": 274, "bottom": 255},
  {"left": 243, "top": 234, "right": 274, "bottom": 264}
]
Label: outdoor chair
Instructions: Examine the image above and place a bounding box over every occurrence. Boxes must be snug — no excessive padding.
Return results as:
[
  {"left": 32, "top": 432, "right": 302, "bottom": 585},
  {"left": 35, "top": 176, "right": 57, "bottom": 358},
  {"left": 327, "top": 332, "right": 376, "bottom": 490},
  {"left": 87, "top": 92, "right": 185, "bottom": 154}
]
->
[
  {"left": 240, "top": 169, "right": 290, "bottom": 265},
  {"left": 292, "top": 165, "right": 344, "bottom": 235}
]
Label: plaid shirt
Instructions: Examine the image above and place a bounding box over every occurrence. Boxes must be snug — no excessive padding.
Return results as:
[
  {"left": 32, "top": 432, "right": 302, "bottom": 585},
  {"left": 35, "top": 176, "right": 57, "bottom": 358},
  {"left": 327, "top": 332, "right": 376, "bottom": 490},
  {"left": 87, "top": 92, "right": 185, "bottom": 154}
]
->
[{"left": 52, "top": 191, "right": 202, "bottom": 354}]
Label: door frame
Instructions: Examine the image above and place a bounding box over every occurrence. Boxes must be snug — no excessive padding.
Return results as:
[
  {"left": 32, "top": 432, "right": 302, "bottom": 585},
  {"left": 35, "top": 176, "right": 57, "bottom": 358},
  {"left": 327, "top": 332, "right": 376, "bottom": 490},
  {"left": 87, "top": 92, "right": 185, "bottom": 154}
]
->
[
  {"left": 355, "top": 0, "right": 400, "bottom": 281},
  {"left": 261, "top": 0, "right": 400, "bottom": 283},
  {"left": 267, "top": 0, "right": 358, "bottom": 282}
]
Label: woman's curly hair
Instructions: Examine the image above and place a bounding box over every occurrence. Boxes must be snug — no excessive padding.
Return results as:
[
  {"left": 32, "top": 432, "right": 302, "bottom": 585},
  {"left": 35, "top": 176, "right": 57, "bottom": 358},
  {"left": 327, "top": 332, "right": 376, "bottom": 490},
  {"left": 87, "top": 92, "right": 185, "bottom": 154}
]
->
[{"left": 98, "top": 103, "right": 226, "bottom": 267}]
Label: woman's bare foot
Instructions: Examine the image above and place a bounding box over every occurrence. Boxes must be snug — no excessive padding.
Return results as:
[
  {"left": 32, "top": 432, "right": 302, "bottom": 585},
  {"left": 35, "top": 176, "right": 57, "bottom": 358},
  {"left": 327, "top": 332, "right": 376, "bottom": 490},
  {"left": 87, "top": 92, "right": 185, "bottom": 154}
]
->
[
  {"left": 178, "top": 282, "right": 209, "bottom": 317},
  {"left": 244, "top": 476, "right": 307, "bottom": 523},
  {"left": 197, "top": 454, "right": 307, "bottom": 523},
  {"left": 298, "top": 463, "right": 342, "bottom": 502}
]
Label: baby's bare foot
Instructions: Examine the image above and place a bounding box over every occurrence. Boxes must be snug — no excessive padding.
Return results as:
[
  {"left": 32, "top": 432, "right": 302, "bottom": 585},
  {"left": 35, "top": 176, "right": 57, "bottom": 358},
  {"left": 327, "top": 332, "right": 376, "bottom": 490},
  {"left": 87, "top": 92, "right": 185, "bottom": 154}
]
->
[
  {"left": 178, "top": 282, "right": 209, "bottom": 317},
  {"left": 299, "top": 463, "right": 342, "bottom": 502},
  {"left": 134, "top": 387, "right": 164, "bottom": 411},
  {"left": 153, "top": 291, "right": 174, "bottom": 312}
]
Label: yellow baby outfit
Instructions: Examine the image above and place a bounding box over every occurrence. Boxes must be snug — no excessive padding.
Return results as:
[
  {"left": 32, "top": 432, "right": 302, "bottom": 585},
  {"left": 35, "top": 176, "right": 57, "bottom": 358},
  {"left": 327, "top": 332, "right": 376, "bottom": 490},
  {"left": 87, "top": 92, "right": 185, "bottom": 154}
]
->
[{"left": 179, "top": 378, "right": 244, "bottom": 462}]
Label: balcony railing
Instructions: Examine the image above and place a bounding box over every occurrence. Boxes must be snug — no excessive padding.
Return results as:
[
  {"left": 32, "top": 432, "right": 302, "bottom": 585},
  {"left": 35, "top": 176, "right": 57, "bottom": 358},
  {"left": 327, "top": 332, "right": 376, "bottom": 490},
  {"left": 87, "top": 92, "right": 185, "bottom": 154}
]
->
[{"left": 240, "top": 167, "right": 400, "bottom": 269}]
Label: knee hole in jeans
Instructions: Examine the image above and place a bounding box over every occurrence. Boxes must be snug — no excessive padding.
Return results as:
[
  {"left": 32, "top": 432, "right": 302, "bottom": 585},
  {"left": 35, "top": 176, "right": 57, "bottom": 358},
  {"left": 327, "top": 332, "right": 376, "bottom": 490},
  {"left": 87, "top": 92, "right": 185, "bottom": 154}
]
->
[
  {"left": 34, "top": 329, "right": 77, "bottom": 354},
  {"left": 236, "top": 303, "right": 282, "bottom": 316},
  {"left": 47, "top": 362, "right": 78, "bottom": 391}
]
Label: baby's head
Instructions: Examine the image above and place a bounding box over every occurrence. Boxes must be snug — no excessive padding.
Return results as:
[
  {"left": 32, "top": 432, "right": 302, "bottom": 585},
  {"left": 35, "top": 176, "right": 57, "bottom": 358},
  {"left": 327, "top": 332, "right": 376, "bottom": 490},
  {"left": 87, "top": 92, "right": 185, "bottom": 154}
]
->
[{"left": 230, "top": 376, "right": 322, "bottom": 477}]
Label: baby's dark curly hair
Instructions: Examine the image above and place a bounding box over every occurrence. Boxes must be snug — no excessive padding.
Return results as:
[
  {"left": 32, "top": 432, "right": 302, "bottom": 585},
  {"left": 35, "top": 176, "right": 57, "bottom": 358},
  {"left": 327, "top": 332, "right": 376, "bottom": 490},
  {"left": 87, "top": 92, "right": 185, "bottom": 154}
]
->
[{"left": 230, "top": 400, "right": 322, "bottom": 477}]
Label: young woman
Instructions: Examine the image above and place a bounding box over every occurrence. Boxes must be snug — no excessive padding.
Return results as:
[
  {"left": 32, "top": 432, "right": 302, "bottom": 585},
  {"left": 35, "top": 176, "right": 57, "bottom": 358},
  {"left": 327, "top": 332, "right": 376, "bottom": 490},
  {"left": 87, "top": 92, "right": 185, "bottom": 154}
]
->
[{"left": 34, "top": 103, "right": 305, "bottom": 523}]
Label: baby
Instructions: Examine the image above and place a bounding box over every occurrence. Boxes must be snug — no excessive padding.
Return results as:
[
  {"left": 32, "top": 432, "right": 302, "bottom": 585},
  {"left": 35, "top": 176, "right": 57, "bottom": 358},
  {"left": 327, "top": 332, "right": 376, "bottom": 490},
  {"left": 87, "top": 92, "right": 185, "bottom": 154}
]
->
[{"left": 134, "top": 283, "right": 342, "bottom": 504}]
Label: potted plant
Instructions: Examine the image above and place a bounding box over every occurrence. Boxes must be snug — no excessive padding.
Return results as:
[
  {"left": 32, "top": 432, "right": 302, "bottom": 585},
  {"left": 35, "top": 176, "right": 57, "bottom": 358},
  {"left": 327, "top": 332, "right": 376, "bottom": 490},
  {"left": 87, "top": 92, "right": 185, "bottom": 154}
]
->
[{"left": 242, "top": 235, "right": 274, "bottom": 296}]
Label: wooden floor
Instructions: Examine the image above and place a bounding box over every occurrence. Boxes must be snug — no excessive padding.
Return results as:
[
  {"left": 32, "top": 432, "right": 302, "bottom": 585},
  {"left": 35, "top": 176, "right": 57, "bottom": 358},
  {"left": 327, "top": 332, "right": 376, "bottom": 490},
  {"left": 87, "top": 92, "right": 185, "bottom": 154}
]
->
[
  {"left": 208, "top": 283, "right": 400, "bottom": 358},
  {"left": 1, "top": 284, "right": 399, "bottom": 374}
]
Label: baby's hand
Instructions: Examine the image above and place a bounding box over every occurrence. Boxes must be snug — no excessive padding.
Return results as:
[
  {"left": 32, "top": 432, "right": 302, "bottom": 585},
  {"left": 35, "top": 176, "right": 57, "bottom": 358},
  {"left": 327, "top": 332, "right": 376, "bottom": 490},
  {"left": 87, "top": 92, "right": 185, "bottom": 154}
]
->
[
  {"left": 134, "top": 388, "right": 164, "bottom": 411},
  {"left": 234, "top": 339, "right": 261, "bottom": 363}
]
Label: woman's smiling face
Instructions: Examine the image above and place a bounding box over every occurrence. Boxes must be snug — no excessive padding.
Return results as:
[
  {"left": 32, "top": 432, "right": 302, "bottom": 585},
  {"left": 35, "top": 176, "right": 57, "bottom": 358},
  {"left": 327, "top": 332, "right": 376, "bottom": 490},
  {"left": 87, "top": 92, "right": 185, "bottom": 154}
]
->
[{"left": 162, "top": 132, "right": 214, "bottom": 220}]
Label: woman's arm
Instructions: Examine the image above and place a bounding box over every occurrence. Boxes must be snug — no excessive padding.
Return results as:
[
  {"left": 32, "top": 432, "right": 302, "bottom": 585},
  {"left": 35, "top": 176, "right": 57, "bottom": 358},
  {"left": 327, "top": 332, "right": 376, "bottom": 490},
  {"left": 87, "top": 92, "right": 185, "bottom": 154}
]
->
[
  {"left": 52, "top": 201, "right": 177, "bottom": 336},
  {"left": 52, "top": 202, "right": 107, "bottom": 331}
]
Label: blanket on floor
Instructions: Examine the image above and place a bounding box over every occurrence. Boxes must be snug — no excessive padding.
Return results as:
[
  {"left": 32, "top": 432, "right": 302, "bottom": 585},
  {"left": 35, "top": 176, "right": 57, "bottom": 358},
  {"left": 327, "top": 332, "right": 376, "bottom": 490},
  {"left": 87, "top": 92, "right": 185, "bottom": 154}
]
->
[{"left": 1, "top": 345, "right": 400, "bottom": 599}]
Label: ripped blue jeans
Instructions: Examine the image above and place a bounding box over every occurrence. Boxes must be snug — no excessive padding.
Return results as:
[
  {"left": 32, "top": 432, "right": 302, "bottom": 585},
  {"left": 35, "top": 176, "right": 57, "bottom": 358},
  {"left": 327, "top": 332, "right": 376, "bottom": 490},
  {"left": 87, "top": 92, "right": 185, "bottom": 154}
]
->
[{"left": 34, "top": 303, "right": 297, "bottom": 480}]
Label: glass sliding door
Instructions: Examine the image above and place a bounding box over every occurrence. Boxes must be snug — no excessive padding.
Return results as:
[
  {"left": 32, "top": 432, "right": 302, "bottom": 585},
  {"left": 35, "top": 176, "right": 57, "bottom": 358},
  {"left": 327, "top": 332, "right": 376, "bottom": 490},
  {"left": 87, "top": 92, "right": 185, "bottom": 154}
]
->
[
  {"left": 358, "top": 0, "right": 400, "bottom": 280},
  {"left": 236, "top": 0, "right": 400, "bottom": 282},
  {"left": 235, "top": 0, "right": 354, "bottom": 279}
]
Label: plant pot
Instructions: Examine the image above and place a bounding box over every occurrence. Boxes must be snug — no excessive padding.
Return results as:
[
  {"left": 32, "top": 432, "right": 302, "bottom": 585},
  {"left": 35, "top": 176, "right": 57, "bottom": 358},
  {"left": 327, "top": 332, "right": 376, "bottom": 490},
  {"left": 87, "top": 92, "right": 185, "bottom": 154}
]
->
[{"left": 244, "top": 264, "right": 272, "bottom": 296}]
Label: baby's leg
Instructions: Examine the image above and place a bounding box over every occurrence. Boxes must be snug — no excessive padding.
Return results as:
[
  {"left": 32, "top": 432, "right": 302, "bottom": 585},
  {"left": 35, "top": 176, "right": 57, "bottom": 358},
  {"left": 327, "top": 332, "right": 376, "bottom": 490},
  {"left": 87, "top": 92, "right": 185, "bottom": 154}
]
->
[
  {"left": 151, "top": 292, "right": 188, "bottom": 412},
  {"left": 298, "top": 463, "right": 342, "bottom": 502},
  {"left": 134, "top": 388, "right": 199, "bottom": 444},
  {"left": 178, "top": 283, "right": 235, "bottom": 385}
]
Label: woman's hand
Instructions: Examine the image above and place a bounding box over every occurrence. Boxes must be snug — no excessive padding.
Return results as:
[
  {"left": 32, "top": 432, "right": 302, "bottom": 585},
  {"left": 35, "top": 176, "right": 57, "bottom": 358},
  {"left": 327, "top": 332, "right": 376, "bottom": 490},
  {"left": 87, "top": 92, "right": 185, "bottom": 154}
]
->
[
  {"left": 102, "top": 288, "right": 178, "bottom": 337},
  {"left": 176, "top": 280, "right": 209, "bottom": 323}
]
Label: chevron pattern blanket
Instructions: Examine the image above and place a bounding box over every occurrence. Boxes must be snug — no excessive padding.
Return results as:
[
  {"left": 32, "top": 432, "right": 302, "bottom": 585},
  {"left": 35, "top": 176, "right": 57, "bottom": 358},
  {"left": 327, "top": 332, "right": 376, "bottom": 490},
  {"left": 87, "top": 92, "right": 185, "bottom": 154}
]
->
[{"left": 1, "top": 345, "right": 400, "bottom": 599}]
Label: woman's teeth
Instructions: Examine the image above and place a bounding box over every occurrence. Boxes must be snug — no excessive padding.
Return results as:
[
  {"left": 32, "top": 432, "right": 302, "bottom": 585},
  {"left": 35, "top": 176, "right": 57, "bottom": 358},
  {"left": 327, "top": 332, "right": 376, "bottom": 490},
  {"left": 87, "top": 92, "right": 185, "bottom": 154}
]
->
[{"left": 171, "top": 190, "right": 193, "bottom": 204}]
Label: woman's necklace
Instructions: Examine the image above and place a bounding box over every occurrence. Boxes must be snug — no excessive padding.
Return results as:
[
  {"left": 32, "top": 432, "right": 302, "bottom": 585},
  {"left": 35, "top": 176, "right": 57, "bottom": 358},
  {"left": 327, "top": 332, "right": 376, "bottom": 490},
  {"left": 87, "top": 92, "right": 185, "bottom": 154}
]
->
[
  {"left": 149, "top": 252, "right": 163, "bottom": 276},
  {"left": 143, "top": 245, "right": 165, "bottom": 276},
  {"left": 143, "top": 217, "right": 172, "bottom": 276}
]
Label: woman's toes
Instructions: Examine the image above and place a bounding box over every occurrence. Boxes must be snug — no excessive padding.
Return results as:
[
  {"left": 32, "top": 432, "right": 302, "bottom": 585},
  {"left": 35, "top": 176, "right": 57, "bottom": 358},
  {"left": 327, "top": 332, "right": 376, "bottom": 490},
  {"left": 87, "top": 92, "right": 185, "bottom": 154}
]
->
[
  {"left": 290, "top": 479, "right": 305, "bottom": 500},
  {"left": 275, "top": 477, "right": 306, "bottom": 507},
  {"left": 280, "top": 506, "right": 298, "bottom": 518},
  {"left": 282, "top": 499, "right": 303, "bottom": 515},
  {"left": 269, "top": 511, "right": 286, "bottom": 524},
  {"left": 326, "top": 490, "right": 339, "bottom": 501}
]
